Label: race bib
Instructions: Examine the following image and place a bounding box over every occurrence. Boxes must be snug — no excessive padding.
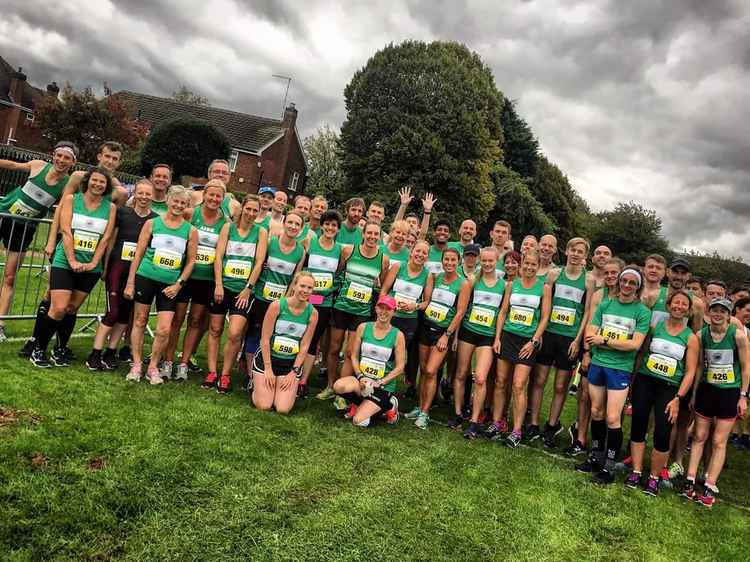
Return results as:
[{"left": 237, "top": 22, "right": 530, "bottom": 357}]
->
[
  {"left": 646, "top": 353, "right": 677, "bottom": 378},
  {"left": 272, "top": 335, "right": 299, "bottom": 356},
  {"left": 601, "top": 322, "right": 629, "bottom": 341},
  {"left": 425, "top": 301, "right": 449, "bottom": 324},
  {"left": 262, "top": 282, "right": 286, "bottom": 301},
  {"left": 312, "top": 272, "right": 333, "bottom": 291},
  {"left": 224, "top": 259, "right": 251, "bottom": 279},
  {"left": 346, "top": 282, "right": 372, "bottom": 304},
  {"left": 8, "top": 199, "right": 37, "bottom": 217},
  {"left": 195, "top": 244, "right": 216, "bottom": 265},
  {"left": 360, "top": 357, "right": 386, "bottom": 380},
  {"left": 509, "top": 305, "right": 534, "bottom": 327},
  {"left": 550, "top": 305, "right": 576, "bottom": 326},
  {"left": 153, "top": 249, "right": 182, "bottom": 270},
  {"left": 468, "top": 306, "right": 494, "bottom": 328},
  {"left": 73, "top": 230, "right": 98, "bottom": 253},
  {"left": 121, "top": 241, "right": 137, "bottom": 261},
  {"left": 706, "top": 364, "right": 735, "bottom": 385}
]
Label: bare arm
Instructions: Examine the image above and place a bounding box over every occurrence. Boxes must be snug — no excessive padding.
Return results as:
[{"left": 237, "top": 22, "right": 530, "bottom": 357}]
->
[
  {"left": 88, "top": 203, "right": 117, "bottom": 270},
  {"left": 379, "top": 262, "right": 401, "bottom": 297},
  {"left": 57, "top": 195, "right": 78, "bottom": 269},
  {"left": 0, "top": 159, "right": 36, "bottom": 172},
  {"left": 46, "top": 171, "right": 84, "bottom": 255},
  {"left": 214, "top": 223, "right": 231, "bottom": 287},
  {"left": 418, "top": 274, "right": 435, "bottom": 312},
  {"left": 418, "top": 192, "right": 436, "bottom": 241},
  {"left": 295, "top": 308, "right": 319, "bottom": 369},
  {"left": 260, "top": 301, "right": 281, "bottom": 372},
  {"left": 533, "top": 284, "right": 553, "bottom": 341},
  {"left": 349, "top": 323, "right": 366, "bottom": 377},
  {"left": 249, "top": 228, "right": 268, "bottom": 287},
  {"left": 180, "top": 228, "right": 199, "bottom": 281},
  {"left": 125, "top": 220, "right": 153, "bottom": 288},
  {"left": 380, "top": 331, "right": 406, "bottom": 387}
]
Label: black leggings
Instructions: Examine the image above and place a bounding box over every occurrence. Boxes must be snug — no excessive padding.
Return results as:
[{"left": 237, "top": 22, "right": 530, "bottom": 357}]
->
[{"left": 629, "top": 374, "right": 677, "bottom": 453}]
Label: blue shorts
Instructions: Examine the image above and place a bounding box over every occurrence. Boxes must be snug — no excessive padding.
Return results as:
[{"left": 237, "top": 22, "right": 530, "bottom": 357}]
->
[{"left": 587, "top": 364, "right": 632, "bottom": 390}]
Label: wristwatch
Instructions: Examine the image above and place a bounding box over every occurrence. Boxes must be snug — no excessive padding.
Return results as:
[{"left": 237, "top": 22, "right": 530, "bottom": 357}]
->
[
  {"left": 176, "top": 278, "right": 185, "bottom": 286},
  {"left": 603, "top": 337, "right": 610, "bottom": 346},
  {"left": 245, "top": 281, "right": 255, "bottom": 290},
  {"left": 532, "top": 339, "right": 540, "bottom": 349},
  {"left": 741, "top": 390, "right": 750, "bottom": 399}
]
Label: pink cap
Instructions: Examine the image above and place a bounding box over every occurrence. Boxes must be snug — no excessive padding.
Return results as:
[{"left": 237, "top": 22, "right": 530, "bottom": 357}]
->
[{"left": 376, "top": 294, "right": 397, "bottom": 311}]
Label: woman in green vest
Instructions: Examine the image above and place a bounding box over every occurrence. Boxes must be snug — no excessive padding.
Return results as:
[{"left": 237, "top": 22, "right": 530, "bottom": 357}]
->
[
  {"left": 125, "top": 185, "right": 197, "bottom": 384},
  {"left": 29, "top": 167, "right": 116, "bottom": 368},
  {"left": 326, "top": 221, "right": 389, "bottom": 409},
  {"left": 626, "top": 289, "right": 698, "bottom": 496},
  {"left": 682, "top": 297, "right": 749, "bottom": 508},
  {"left": 252, "top": 271, "right": 318, "bottom": 414},
  {"left": 163, "top": 180, "right": 228, "bottom": 381},
  {"left": 333, "top": 295, "right": 406, "bottom": 427},
  {"left": 491, "top": 249, "right": 552, "bottom": 448},
  {"left": 0, "top": 141, "right": 77, "bottom": 341},
  {"left": 451, "top": 247, "right": 505, "bottom": 437},
  {"left": 202, "top": 194, "right": 269, "bottom": 394},
  {"left": 406, "top": 247, "right": 470, "bottom": 430},
  {"left": 381, "top": 219, "right": 411, "bottom": 268}
]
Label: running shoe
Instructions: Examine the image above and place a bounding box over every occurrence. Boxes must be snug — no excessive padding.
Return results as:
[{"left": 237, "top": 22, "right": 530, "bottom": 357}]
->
[
  {"left": 29, "top": 348, "right": 51, "bottom": 368},
  {"left": 187, "top": 357, "right": 201, "bottom": 374},
  {"left": 296, "top": 383, "right": 308, "bottom": 399},
  {"left": 668, "top": 462, "right": 684, "bottom": 480},
  {"left": 125, "top": 366, "right": 142, "bottom": 382},
  {"left": 201, "top": 372, "right": 218, "bottom": 389},
  {"left": 568, "top": 383, "right": 578, "bottom": 396},
  {"left": 217, "top": 375, "right": 232, "bottom": 395},
  {"left": 622, "top": 456, "right": 633, "bottom": 469},
  {"left": 414, "top": 412, "right": 430, "bottom": 430},
  {"left": 384, "top": 396, "right": 399, "bottom": 425},
  {"left": 643, "top": 476, "right": 659, "bottom": 497},
  {"left": 404, "top": 406, "right": 421, "bottom": 419},
  {"left": 542, "top": 422, "right": 563, "bottom": 448},
  {"left": 497, "top": 418, "right": 509, "bottom": 434},
  {"left": 505, "top": 430, "right": 522, "bottom": 448},
  {"left": 463, "top": 422, "right": 479, "bottom": 440},
  {"left": 147, "top": 368, "right": 163, "bottom": 385},
  {"left": 483, "top": 422, "right": 502, "bottom": 440},
  {"left": 0, "top": 325, "right": 7, "bottom": 342},
  {"left": 447, "top": 415, "right": 463, "bottom": 431},
  {"left": 728, "top": 433, "right": 740, "bottom": 446},
  {"left": 19, "top": 337, "right": 36, "bottom": 358},
  {"left": 85, "top": 351, "right": 105, "bottom": 371},
  {"left": 316, "top": 386, "right": 336, "bottom": 400},
  {"left": 60, "top": 346, "right": 76, "bottom": 362},
  {"left": 118, "top": 345, "right": 133, "bottom": 363},
  {"left": 50, "top": 347, "right": 70, "bottom": 367},
  {"left": 680, "top": 479, "right": 697, "bottom": 500},
  {"left": 159, "top": 361, "right": 173, "bottom": 380},
  {"left": 525, "top": 424, "right": 541, "bottom": 442},
  {"left": 624, "top": 471, "right": 642, "bottom": 489},
  {"left": 696, "top": 487, "right": 716, "bottom": 508},
  {"left": 659, "top": 467, "right": 671, "bottom": 483},
  {"left": 101, "top": 349, "right": 118, "bottom": 370},
  {"left": 575, "top": 455, "right": 602, "bottom": 473},
  {"left": 344, "top": 403, "right": 358, "bottom": 419},
  {"left": 333, "top": 396, "right": 348, "bottom": 411},
  {"left": 565, "top": 440, "right": 587, "bottom": 457},
  {"left": 174, "top": 363, "right": 189, "bottom": 382},
  {"left": 593, "top": 469, "right": 616, "bottom": 485},
  {"left": 738, "top": 434, "right": 750, "bottom": 450}
]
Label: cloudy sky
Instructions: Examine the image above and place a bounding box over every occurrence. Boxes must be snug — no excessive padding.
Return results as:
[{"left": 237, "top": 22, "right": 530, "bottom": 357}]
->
[{"left": 2, "top": 0, "right": 749, "bottom": 258}]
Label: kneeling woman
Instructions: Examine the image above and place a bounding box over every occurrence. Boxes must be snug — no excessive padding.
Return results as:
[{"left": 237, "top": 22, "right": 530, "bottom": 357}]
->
[
  {"left": 252, "top": 271, "right": 318, "bottom": 414},
  {"left": 30, "top": 167, "right": 116, "bottom": 367},
  {"left": 333, "top": 295, "right": 406, "bottom": 427}
]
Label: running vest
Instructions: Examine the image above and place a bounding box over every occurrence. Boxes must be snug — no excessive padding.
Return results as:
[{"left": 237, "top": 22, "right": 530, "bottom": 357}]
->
[
  {"left": 701, "top": 324, "right": 741, "bottom": 389},
  {"left": 462, "top": 274, "right": 506, "bottom": 337},
  {"left": 495, "top": 251, "right": 506, "bottom": 278},
  {"left": 336, "top": 222, "right": 362, "bottom": 246},
  {"left": 389, "top": 262, "right": 430, "bottom": 319},
  {"left": 136, "top": 216, "right": 192, "bottom": 285},
  {"left": 150, "top": 199, "right": 168, "bottom": 217},
  {"left": 359, "top": 322, "right": 399, "bottom": 392},
  {"left": 640, "top": 320, "right": 693, "bottom": 386},
  {"left": 425, "top": 245, "right": 445, "bottom": 275},
  {"left": 296, "top": 223, "right": 310, "bottom": 242},
  {"left": 547, "top": 268, "right": 587, "bottom": 338},
  {"left": 382, "top": 243, "right": 410, "bottom": 269},
  {"left": 51, "top": 193, "right": 111, "bottom": 273},
  {"left": 222, "top": 223, "right": 261, "bottom": 293},
  {"left": 189, "top": 206, "right": 227, "bottom": 281},
  {"left": 113, "top": 206, "right": 157, "bottom": 263},
  {"left": 0, "top": 162, "right": 68, "bottom": 220},
  {"left": 255, "top": 236, "right": 304, "bottom": 303},
  {"left": 505, "top": 277, "right": 546, "bottom": 339},
  {"left": 220, "top": 195, "right": 234, "bottom": 219},
  {"left": 424, "top": 272, "right": 463, "bottom": 328},
  {"left": 256, "top": 213, "right": 272, "bottom": 231},
  {"left": 335, "top": 245, "right": 383, "bottom": 316},
  {"left": 591, "top": 298, "right": 652, "bottom": 372},
  {"left": 270, "top": 297, "right": 313, "bottom": 360},
  {"left": 306, "top": 236, "right": 342, "bottom": 307},
  {"left": 649, "top": 286, "right": 669, "bottom": 328}
]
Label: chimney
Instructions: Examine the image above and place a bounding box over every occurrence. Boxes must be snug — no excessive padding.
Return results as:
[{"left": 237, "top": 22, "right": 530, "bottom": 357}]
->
[
  {"left": 282, "top": 102, "right": 297, "bottom": 129},
  {"left": 46, "top": 81, "right": 60, "bottom": 98},
  {"left": 9, "top": 67, "right": 27, "bottom": 105}
]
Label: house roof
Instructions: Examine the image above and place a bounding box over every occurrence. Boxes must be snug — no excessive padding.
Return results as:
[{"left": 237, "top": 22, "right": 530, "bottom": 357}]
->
[
  {"left": 0, "top": 56, "right": 46, "bottom": 110},
  {"left": 116, "top": 90, "right": 285, "bottom": 154}
]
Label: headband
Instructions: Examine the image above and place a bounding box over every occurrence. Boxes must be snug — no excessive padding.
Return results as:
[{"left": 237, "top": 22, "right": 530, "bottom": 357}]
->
[
  {"left": 54, "top": 146, "right": 77, "bottom": 160},
  {"left": 620, "top": 268, "right": 642, "bottom": 289}
]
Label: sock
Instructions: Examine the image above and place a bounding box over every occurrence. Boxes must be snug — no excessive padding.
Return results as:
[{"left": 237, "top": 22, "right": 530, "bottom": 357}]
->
[
  {"left": 90, "top": 348, "right": 102, "bottom": 358},
  {"left": 31, "top": 300, "right": 51, "bottom": 340},
  {"left": 591, "top": 419, "right": 607, "bottom": 452},
  {"left": 605, "top": 426, "right": 623, "bottom": 466},
  {"left": 56, "top": 313, "right": 77, "bottom": 349},
  {"left": 36, "top": 314, "right": 60, "bottom": 352}
]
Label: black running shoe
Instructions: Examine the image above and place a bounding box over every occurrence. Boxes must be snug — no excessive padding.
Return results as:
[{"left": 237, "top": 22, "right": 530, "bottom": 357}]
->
[
  {"left": 30, "top": 348, "right": 51, "bottom": 368},
  {"left": 543, "top": 422, "right": 563, "bottom": 448},
  {"left": 101, "top": 349, "right": 118, "bottom": 370},
  {"left": 463, "top": 422, "right": 479, "bottom": 440},
  {"left": 575, "top": 455, "right": 602, "bottom": 473},
  {"left": 525, "top": 424, "right": 541, "bottom": 442},
  {"left": 447, "top": 415, "right": 463, "bottom": 431},
  {"left": 296, "top": 383, "right": 308, "bottom": 399},
  {"left": 483, "top": 422, "right": 502, "bottom": 440},
  {"left": 50, "top": 347, "right": 71, "bottom": 367},
  {"left": 118, "top": 345, "right": 133, "bottom": 363},
  {"left": 60, "top": 346, "right": 75, "bottom": 362},
  {"left": 85, "top": 351, "right": 105, "bottom": 371},
  {"left": 593, "top": 469, "right": 616, "bottom": 485},
  {"left": 568, "top": 422, "right": 578, "bottom": 444},
  {"left": 19, "top": 337, "right": 36, "bottom": 358},
  {"left": 187, "top": 357, "right": 201, "bottom": 374},
  {"left": 505, "top": 431, "right": 522, "bottom": 449},
  {"left": 565, "top": 440, "right": 587, "bottom": 457}
]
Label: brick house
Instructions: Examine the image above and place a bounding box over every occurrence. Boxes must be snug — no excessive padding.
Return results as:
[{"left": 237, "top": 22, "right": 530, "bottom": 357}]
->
[
  {"left": 0, "top": 56, "right": 59, "bottom": 149},
  {"left": 115, "top": 91, "right": 307, "bottom": 195}
]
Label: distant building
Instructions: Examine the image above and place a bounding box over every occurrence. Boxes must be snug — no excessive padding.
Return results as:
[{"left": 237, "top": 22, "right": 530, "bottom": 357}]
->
[
  {"left": 115, "top": 91, "right": 307, "bottom": 195},
  {"left": 0, "top": 56, "right": 58, "bottom": 149}
]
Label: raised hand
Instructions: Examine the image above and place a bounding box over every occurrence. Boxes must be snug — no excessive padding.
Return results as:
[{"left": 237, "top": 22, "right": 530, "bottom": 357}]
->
[
  {"left": 399, "top": 186, "right": 414, "bottom": 206},
  {"left": 422, "top": 192, "right": 436, "bottom": 212}
]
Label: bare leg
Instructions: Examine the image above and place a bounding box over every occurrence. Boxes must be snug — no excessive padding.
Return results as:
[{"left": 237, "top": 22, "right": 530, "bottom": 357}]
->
[
  {"left": 147, "top": 312, "right": 175, "bottom": 372},
  {"left": 469, "top": 347, "right": 494, "bottom": 423},
  {"left": 164, "top": 302, "right": 188, "bottom": 362},
  {"left": 326, "top": 327, "right": 346, "bottom": 387},
  {"left": 206, "top": 313, "right": 225, "bottom": 374},
  {"left": 705, "top": 418, "right": 736, "bottom": 485},
  {"left": 548, "top": 369, "right": 573, "bottom": 426},
  {"left": 492, "top": 359, "right": 512, "bottom": 423},
  {"left": 529, "top": 364, "right": 551, "bottom": 426},
  {"left": 0, "top": 250, "right": 25, "bottom": 325},
  {"left": 130, "top": 303, "right": 150, "bottom": 367},
  {"left": 510, "top": 365, "right": 533, "bottom": 433},
  {"left": 180, "top": 303, "right": 208, "bottom": 365},
  {"left": 221, "top": 315, "right": 247, "bottom": 377},
  {"left": 419, "top": 347, "right": 448, "bottom": 413},
  {"left": 453, "top": 340, "right": 475, "bottom": 417}
]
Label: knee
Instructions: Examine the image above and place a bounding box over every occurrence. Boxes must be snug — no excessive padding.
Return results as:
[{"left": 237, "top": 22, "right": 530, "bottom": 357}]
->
[
  {"left": 208, "top": 324, "right": 223, "bottom": 339},
  {"left": 473, "top": 375, "right": 486, "bottom": 387},
  {"left": 554, "top": 378, "right": 568, "bottom": 395},
  {"left": 605, "top": 413, "right": 621, "bottom": 428},
  {"left": 353, "top": 412, "right": 371, "bottom": 426},
  {"left": 2, "top": 268, "right": 16, "bottom": 286},
  {"left": 227, "top": 329, "right": 242, "bottom": 346},
  {"left": 332, "top": 379, "right": 346, "bottom": 393},
  {"left": 133, "top": 313, "right": 148, "bottom": 328},
  {"left": 252, "top": 392, "right": 273, "bottom": 411},
  {"left": 49, "top": 304, "right": 67, "bottom": 319},
  {"left": 187, "top": 313, "right": 203, "bottom": 330},
  {"left": 511, "top": 378, "right": 527, "bottom": 395},
  {"left": 590, "top": 405, "right": 605, "bottom": 420},
  {"left": 154, "top": 325, "right": 171, "bottom": 339},
  {"left": 711, "top": 434, "right": 727, "bottom": 450},
  {"left": 275, "top": 404, "right": 293, "bottom": 415},
  {"left": 64, "top": 304, "right": 78, "bottom": 315}
]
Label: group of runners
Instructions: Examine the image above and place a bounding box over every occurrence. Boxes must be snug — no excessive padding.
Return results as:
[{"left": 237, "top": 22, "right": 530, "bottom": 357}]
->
[{"left": 1, "top": 140, "right": 748, "bottom": 510}]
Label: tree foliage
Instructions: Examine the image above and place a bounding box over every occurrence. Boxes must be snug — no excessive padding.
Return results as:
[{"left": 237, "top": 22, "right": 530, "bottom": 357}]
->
[
  {"left": 172, "top": 85, "right": 210, "bottom": 106},
  {"left": 528, "top": 156, "right": 579, "bottom": 242},
  {"left": 35, "top": 84, "right": 148, "bottom": 163},
  {"left": 676, "top": 251, "right": 750, "bottom": 289},
  {"left": 140, "top": 117, "right": 230, "bottom": 179},
  {"left": 501, "top": 99, "right": 539, "bottom": 179},
  {"left": 339, "top": 40, "right": 504, "bottom": 227},
  {"left": 303, "top": 125, "right": 348, "bottom": 207},
  {"left": 588, "top": 202, "right": 671, "bottom": 264}
]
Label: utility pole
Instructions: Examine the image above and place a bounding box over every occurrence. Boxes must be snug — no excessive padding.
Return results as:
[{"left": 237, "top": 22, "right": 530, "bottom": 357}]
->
[{"left": 272, "top": 74, "right": 292, "bottom": 116}]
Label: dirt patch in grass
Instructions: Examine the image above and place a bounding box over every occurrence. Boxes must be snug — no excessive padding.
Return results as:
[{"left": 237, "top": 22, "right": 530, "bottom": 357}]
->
[
  {"left": 29, "top": 452, "right": 48, "bottom": 468},
  {"left": 87, "top": 456, "right": 108, "bottom": 471},
  {"left": 0, "top": 406, "right": 41, "bottom": 429}
]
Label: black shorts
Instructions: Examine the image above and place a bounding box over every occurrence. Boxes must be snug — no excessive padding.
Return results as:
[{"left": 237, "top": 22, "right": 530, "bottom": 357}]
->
[
  {"left": 361, "top": 383, "right": 395, "bottom": 411},
  {"left": 134, "top": 274, "right": 177, "bottom": 312},
  {"left": 497, "top": 330, "right": 538, "bottom": 367},
  {"left": 0, "top": 217, "right": 37, "bottom": 253},
  {"left": 49, "top": 266, "right": 100, "bottom": 294},
  {"left": 248, "top": 298, "right": 271, "bottom": 333},
  {"left": 309, "top": 305, "right": 332, "bottom": 351},
  {"left": 694, "top": 382, "right": 739, "bottom": 421},
  {"left": 252, "top": 349, "right": 299, "bottom": 378},
  {"left": 392, "top": 316, "right": 418, "bottom": 345},
  {"left": 458, "top": 325, "right": 494, "bottom": 348},
  {"left": 209, "top": 289, "right": 251, "bottom": 317},
  {"left": 536, "top": 332, "right": 577, "bottom": 371},
  {"left": 331, "top": 307, "right": 370, "bottom": 332},
  {"left": 419, "top": 320, "right": 447, "bottom": 347},
  {"left": 177, "top": 278, "right": 214, "bottom": 305}
]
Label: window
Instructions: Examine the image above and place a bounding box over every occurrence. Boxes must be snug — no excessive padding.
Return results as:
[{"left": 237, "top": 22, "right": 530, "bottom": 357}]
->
[
  {"left": 25, "top": 112, "right": 34, "bottom": 123},
  {"left": 228, "top": 150, "right": 239, "bottom": 172},
  {"left": 289, "top": 171, "right": 300, "bottom": 192}
]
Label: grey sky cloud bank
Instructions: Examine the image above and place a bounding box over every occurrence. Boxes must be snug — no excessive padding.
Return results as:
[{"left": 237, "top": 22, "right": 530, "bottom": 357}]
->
[{"left": 2, "top": 0, "right": 749, "bottom": 258}]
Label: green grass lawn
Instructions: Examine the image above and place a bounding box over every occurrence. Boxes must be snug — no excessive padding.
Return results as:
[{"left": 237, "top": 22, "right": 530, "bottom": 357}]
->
[{"left": 1, "top": 335, "right": 749, "bottom": 561}]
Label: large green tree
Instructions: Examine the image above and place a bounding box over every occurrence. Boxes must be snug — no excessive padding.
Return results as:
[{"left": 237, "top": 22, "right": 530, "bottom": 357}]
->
[
  {"left": 528, "top": 156, "right": 579, "bottom": 242},
  {"left": 501, "top": 99, "right": 539, "bottom": 180},
  {"left": 589, "top": 202, "right": 671, "bottom": 264},
  {"left": 339, "top": 40, "right": 504, "bottom": 227},
  {"left": 303, "top": 125, "right": 348, "bottom": 207}
]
